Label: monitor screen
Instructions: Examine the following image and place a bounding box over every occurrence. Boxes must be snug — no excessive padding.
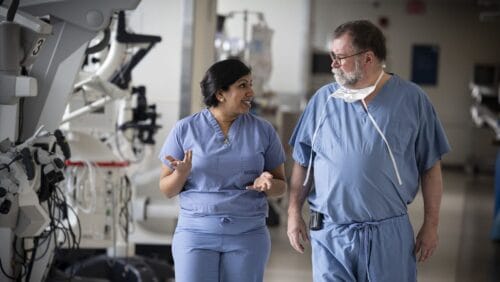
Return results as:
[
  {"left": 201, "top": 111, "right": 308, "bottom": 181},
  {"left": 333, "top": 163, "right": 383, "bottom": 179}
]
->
[{"left": 311, "top": 52, "right": 332, "bottom": 74}]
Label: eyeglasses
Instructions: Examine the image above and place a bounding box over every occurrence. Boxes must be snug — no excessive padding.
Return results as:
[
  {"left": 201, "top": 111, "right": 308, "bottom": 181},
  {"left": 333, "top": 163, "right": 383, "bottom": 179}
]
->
[{"left": 330, "top": 50, "right": 368, "bottom": 65}]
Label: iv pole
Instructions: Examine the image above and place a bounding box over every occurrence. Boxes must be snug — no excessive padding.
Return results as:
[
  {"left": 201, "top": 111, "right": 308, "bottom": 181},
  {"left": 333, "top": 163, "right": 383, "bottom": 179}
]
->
[{"left": 224, "top": 10, "right": 265, "bottom": 60}]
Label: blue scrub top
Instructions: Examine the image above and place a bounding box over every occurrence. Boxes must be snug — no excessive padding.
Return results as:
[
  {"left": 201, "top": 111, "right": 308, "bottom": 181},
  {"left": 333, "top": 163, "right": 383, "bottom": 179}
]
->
[
  {"left": 290, "top": 74, "right": 451, "bottom": 224},
  {"left": 159, "top": 108, "right": 285, "bottom": 218}
]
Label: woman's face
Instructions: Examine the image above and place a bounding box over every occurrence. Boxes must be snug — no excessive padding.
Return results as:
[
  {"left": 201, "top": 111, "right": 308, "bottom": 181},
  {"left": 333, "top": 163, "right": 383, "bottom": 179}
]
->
[{"left": 217, "top": 74, "right": 254, "bottom": 116}]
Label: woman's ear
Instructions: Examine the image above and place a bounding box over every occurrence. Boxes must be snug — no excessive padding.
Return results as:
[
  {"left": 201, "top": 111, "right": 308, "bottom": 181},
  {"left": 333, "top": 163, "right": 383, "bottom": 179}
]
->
[{"left": 216, "top": 91, "right": 225, "bottom": 103}]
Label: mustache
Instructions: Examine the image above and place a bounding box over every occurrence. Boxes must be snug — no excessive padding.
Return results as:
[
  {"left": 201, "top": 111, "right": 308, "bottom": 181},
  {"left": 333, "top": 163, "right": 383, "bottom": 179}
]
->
[{"left": 331, "top": 68, "right": 342, "bottom": 75}]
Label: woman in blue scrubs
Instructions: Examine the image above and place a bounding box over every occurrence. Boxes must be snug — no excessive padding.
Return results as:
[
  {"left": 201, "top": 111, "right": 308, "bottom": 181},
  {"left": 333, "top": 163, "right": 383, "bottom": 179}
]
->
[{"left": 159, "top": 59, "right": 287, "bottom": 282}]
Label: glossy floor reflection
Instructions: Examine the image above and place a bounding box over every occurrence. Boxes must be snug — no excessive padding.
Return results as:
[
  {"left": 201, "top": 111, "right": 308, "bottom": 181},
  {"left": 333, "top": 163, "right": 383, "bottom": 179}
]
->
[{"left": 264, "top": 169, "right": 500, "bottom": 282}]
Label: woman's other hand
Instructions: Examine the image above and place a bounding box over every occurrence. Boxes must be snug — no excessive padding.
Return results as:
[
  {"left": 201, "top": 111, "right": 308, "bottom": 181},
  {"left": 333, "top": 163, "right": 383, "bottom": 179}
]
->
[{"left": 247, "top": 171, "right": 273, "bottom": 192}]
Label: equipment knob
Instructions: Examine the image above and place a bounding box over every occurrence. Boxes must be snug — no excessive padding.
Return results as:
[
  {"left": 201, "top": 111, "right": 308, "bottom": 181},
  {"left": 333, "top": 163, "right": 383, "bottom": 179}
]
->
[{"left": 0, "top": 199, "right": 11, "bottom": 214}]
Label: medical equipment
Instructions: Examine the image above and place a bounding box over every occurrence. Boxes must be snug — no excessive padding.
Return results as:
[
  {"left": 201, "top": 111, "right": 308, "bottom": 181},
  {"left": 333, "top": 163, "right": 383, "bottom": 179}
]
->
[
  {"left": 0, "top": 1, "right": 144, "bottom": 281},
  {"left": 469, "top": 64, "right": 500, "bottom": 141},
  {"left": 469, "top": 63, "right": 500, "bottom": 241},
  {"left": 216, "top": 10, "right": 273, "bottom": 98},
  {"left": 54, "top": 9, "right": 175, "bottom": 281}
]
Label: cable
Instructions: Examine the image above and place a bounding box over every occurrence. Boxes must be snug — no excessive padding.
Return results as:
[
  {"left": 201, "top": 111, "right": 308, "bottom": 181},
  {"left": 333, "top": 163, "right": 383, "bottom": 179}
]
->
[
  {"left": 24, "top": 238, "right": 39, "bottom": 282},
  {"left": 73, "top": 161, "right": 97, "bottom": 213},
  {"left": 0, "top": 152, "right": 83, "bottom": 281},
  {"left": 118, "top": 175, "right": 132, "bottom": 243},
  {"left": 113, "top": 123, "right": 145, "bottom": 164},
  {"left": 8, "top": 236, "right": 28, "bottom": 280},
  {"left": 14, "top": 184, "right": 83, "bottom": 281},
  {"left": 6, "top": 0, "right": 19, "bottom": 22},
  {"left": 0, "top": 154, "right": 22, "bottom": 172},
  {"left": 0, "top": 257, "right": 17, "bottom": 280},
  {"left": 17, "top": 98, "right": 25, "bottom": 144},
  {"left": 85, "top": 28, "right": 111, "bottom": 55}
]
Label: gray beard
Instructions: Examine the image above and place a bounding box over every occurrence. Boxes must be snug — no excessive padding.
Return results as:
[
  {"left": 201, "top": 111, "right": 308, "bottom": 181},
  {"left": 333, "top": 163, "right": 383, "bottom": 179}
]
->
[{"left": 332, "top": 59, "right": 364, "bottom": 87}]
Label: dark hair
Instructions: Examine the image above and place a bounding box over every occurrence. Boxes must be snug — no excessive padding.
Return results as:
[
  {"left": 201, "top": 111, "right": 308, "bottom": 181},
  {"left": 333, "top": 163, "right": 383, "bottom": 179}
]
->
[
  {"left": 200, "top": 59, "right": 251, "bottom": 107},
  {"left": 334, "top": 20, "right": 386, "bottom": 62}
]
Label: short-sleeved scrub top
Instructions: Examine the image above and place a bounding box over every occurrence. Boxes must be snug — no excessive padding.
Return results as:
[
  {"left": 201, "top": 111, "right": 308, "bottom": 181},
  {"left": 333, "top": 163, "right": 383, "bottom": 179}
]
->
[
  {"left": 290, "top": 74, "right": 451, "bottom": 223},
  {"left": 159, "top": 108, "right": 285, "bottom": 218}
]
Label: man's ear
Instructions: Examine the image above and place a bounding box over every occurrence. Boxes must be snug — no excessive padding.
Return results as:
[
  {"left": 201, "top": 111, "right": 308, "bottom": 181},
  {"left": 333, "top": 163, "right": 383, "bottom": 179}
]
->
[{"left": 364, "top": 51, "right": 374, "bottom": 65}]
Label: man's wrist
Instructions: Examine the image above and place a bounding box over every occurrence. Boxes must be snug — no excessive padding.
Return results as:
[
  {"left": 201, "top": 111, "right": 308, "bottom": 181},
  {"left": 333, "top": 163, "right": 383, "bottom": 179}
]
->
[
  {"left": 288, "top": 206, "right": 303, "bottom": 216},
  {"left": 423, "top": 218, "right": 439, "bottom": 228}
]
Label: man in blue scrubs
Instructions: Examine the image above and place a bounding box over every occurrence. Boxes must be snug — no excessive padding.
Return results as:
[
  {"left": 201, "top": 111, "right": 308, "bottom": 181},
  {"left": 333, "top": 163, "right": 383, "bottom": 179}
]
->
[{"left": 287, "top": 20, "right": 450, "bottom": 281}]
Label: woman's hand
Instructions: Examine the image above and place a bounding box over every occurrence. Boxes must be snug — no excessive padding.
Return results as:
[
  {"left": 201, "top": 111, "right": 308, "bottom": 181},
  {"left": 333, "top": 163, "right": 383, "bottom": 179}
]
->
[
  {"left": 246, "top": 171, "right": 273, "bottom": 192},
  {"left": 159, "top": 150, "right": 192, "bottom": 198},
  {"left": 165, "top": 150, "right": 192, "bottom": 176}
]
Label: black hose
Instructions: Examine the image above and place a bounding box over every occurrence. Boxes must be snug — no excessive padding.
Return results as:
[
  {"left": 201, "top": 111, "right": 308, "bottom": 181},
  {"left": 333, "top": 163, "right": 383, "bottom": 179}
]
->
[
  {"left": 6, "top": 0, "right": 20, "bottom": 22},
  {"left": 85, "top": 28, "right": 111, "bottom": 55}
]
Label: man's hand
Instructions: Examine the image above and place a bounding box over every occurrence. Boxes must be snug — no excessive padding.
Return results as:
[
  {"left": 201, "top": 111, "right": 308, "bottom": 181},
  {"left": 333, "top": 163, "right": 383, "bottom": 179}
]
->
[
  {"left": 287, "top": 212, "right": 309, "bottom": 254},
  {"left": 417, "top": 161, "right": 443, "bottom": 263},
  {"left": 414, "top": 223, "right": 438, "bottom": 262}
]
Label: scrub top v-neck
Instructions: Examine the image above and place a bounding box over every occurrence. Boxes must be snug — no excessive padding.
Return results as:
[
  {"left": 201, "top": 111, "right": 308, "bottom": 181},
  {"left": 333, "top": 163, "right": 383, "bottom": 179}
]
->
[{"left": 159, "top": 108, "right": 285, "bottom": 218}]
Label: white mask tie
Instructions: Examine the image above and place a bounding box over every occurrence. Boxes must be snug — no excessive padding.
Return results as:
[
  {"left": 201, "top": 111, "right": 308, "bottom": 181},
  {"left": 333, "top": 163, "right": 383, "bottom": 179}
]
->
[
  {"left": 331, "top": 71, "right": 384, "bottom": 103},
  {"left": 361, "top": 100, "right": 403, "bottom": 186},
  {"left": 303, "top": 95, "right": 334, "bottom": 186}
]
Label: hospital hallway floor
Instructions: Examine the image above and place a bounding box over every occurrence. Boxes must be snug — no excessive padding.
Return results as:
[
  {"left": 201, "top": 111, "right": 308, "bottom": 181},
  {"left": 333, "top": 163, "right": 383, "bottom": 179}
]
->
[{"left": 263, "top": 168, "right": 500, "bottom": 282}]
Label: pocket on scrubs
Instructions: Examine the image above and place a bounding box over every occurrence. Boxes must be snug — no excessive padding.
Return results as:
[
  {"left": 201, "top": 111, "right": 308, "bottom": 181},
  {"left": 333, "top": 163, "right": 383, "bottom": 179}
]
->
[
  {"left": 217, "top": 155, "right": 241, "bottom": 188},
  {"left": 312, "top": 124, "right": 344, "bottom": 156},
  {"left": 386, "top": 121, "right": 413, "bottom": 155},
  {"left": 240, "top": 154, "right": 264, "bottom": 188}
]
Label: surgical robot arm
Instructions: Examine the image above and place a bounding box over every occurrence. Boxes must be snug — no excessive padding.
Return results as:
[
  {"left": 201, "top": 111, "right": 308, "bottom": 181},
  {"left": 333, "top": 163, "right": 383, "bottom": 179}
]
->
[{"left": 0, "top": 1, "right": 142, "bottom": 281}]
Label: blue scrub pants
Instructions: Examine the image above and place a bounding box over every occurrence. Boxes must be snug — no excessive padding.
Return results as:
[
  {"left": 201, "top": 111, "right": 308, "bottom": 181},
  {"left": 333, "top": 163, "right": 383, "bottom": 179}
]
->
[
  {"left": 310, "top": 214, "right": 416, "bottom": 282},
  {"left": 172, "top": 215, "right": 270, "bottom": 282}
]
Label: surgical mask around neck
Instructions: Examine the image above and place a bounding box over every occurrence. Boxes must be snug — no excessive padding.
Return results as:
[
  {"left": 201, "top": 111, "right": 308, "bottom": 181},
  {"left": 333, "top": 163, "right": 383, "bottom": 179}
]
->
[{"left": 331, "top": 71, "right": 384, "bottom": 103}]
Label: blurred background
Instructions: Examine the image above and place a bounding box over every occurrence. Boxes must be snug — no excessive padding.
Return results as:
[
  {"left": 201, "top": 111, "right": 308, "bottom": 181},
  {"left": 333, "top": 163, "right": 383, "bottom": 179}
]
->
[{"left": 1, "top": 0, "right": 500, "bottom": 281}]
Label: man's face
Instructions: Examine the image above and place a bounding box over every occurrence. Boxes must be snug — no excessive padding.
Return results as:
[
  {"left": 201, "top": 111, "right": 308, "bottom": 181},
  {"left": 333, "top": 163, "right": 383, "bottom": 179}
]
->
[{"left": 330, "top": 34, "right": 365, "bottom": 87}]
